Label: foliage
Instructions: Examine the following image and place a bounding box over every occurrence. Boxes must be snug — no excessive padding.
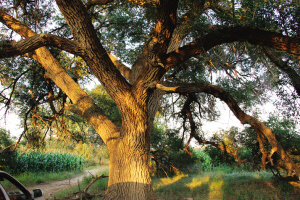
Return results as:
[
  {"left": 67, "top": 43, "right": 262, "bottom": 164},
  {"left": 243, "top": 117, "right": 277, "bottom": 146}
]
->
[
  {"left": 192, "top": 149, "right": 213, "bottom": 172},
  {"left": 0, "top": 128, "right": 17, "bottom": 171},
  {"left": 88, "top": 85, "right": 121, "bottom": 128},
  {"left": 1, "top": 0, "right": 300, "bottom": 197},
  {"left": 202, "top": 115, "right": 300, "bottom": 173},
  {"left": 150, "top": 122, "right": 198, "bottom": 176},
  {"left": 10, "top": 151, "right": 84, "bottom": 174},
  {"left": 44, "top": 138, "right": 109, "bottom": 167}
]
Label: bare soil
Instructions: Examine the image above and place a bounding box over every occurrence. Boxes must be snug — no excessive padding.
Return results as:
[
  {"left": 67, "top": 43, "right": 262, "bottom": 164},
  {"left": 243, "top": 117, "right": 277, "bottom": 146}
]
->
[{"left": 26, "top": 165, "right": 108, "bottom": 199}]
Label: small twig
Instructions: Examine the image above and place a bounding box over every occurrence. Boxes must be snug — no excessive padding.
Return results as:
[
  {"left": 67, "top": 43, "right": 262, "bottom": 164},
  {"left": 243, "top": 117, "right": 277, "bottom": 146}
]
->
[{"left": 83, "top": 174, "right": 109, "bottom": 194}]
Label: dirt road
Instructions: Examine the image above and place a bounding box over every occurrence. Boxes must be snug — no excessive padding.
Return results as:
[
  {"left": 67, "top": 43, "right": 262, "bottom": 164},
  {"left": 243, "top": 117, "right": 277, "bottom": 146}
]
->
[{"left": 26, "top": 165, "right": 108, "bottom": 199}]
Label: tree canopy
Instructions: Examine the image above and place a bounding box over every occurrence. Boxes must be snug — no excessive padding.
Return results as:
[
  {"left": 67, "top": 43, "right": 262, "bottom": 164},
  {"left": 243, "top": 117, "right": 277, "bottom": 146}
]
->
[{"left": 0, "top": 0, "right": 300, "bottom": 199}]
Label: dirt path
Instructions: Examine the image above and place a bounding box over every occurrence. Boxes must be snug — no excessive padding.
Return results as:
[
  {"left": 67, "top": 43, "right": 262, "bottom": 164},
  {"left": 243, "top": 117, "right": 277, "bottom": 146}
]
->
[{"left": 26, "top": 165, "right": 108, "bottom": 199}]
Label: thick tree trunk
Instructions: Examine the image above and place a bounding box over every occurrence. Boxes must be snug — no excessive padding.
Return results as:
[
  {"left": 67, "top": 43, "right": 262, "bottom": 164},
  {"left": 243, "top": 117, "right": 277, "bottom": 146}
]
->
[
  {"left": 104, "top": 93, "right": 158, "bottom": 200},
  {"left": 105, "top": 141, "right": 156, "bottom": 200}
]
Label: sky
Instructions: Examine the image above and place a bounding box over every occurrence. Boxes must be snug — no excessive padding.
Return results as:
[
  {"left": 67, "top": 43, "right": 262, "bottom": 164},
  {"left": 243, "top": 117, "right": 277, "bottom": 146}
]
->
[{"left": 0, "top": 81, "right": 277, "bottom": 140}]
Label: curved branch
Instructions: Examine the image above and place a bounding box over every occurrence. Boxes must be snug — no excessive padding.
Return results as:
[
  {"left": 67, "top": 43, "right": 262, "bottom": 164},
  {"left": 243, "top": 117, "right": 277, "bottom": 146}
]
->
[
  {"left": 167, "top": 0, "right": 211, "bottom": 53},
  {"left": 181, "top": 94, "right": 245, "bottom": 164},
  {"left": 157, "top": 82, "right": 300, "bottom": 177},
  {"left": 165, "top": 26, "right": 300, "bottom": 71},
  {"left": 0, "top": 34, "right": 84, "bottom": 58}
]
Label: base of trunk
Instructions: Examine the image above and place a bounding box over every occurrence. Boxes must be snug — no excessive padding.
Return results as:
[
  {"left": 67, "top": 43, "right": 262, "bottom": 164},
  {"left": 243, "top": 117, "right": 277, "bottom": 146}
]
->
[{"left": 103, "top": 182, "right": 158, "bottom": 200}]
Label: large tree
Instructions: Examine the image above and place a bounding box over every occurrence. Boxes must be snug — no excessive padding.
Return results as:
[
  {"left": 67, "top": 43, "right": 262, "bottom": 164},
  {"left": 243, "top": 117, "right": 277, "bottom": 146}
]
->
[{"left": 0, "top": 0, "right": 300, "bottom": 199}]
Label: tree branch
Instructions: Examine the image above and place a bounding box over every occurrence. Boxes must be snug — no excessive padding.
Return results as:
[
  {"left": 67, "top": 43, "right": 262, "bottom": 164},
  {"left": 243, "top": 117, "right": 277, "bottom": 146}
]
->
[
  {"left": 0, "top": 34, "right": 84, "bottom": 58},
  {"left": 85, "top": 0, "right": 114, "bottom": 10},
  {"left": 165, "top": 26, "right": 300, "bottom": 71},
  {"left": 261, "top": 46, "right": 300, "bottom": 96},
  {"left": 0, "top": 8, "right": 120, "bottom": 144},
  {"left": 131, "top": 0, "right": 179, "bottom": 90},
  {"left": 108, "top": 54, "right": 131, "bottom": 80},
  {"left": 56, "top": 0, "right": 131, "bottom": 103}
]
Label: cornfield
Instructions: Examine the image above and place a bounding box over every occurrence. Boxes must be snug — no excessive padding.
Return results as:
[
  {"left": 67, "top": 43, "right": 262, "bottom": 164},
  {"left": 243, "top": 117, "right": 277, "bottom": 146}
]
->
[{"left": 10, "top": 151, "right": 84, "bottom": 174}]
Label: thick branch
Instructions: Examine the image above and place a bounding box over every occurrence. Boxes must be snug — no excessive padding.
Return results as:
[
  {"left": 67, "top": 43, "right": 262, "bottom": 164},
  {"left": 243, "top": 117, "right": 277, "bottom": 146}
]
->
[
  {"left": 0, "top": 34, "right": 84, "bottom": 58},
  {"left": 166, "top": 26, "right": 300, "bottom": 70},
  {"left": 56, "top": 0, "right": 131, "bottom": 103},
  {"left": 85, "top": 0, "right": 114, "bottom": 10},
  {"left": 0, "top": 9, "right": 119, "bottom": 144},
  {"left": 108, "top": 54, "right": 131, "bottom": 80},
  {"left": 167, "top": 0, "right": 211, "bottom": 53},
  {"left": 131, "top": 0, "right": 179, "bottom": 93}
]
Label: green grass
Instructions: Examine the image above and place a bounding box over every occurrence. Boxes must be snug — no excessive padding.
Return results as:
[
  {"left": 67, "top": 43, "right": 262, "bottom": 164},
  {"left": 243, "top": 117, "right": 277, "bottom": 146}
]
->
[
  {"left": 153, "top": 166, "right": 300, "bottom": 200},
  {"left": 13, "top": 170, "right": 85, "bottom": 186}
]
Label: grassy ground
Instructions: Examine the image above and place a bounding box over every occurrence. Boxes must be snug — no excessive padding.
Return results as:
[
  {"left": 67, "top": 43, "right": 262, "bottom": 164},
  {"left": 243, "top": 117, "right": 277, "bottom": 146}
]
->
[
  {"left": 7, "top": 170, "right": 85, "bottom": 186},
  {"left": 53, "top": 169, "right": 109, "bottom": 199},
  {"left": 153, "top": 166, "right": 300, "bottom": 200},
  {"left": 52, "top": 165, "right": 300, "bottom": 200}
]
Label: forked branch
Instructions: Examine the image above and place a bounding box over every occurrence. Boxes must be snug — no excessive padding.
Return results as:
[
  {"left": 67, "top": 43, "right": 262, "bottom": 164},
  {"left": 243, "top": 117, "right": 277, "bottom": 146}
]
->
[{"left": 0, "top": 34, "right": 84, "bottom": 59}]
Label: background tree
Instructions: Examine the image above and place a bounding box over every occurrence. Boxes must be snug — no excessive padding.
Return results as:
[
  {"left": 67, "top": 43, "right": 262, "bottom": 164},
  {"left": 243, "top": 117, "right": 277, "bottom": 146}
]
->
[{"left": 0, "top": 0, "right": 300, "bottom": 199}]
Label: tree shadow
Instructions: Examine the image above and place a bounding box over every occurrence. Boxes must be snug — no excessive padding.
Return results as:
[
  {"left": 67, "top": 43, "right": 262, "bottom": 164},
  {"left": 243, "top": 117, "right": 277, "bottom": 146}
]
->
[{"left": 153, "top": 171, "right": 300, "bottom": 200}]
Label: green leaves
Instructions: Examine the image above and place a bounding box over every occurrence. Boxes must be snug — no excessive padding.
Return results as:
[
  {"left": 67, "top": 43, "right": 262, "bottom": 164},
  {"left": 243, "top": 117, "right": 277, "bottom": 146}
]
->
[{"left": 88, "top": 85, "right": 121, "bottom": 127}]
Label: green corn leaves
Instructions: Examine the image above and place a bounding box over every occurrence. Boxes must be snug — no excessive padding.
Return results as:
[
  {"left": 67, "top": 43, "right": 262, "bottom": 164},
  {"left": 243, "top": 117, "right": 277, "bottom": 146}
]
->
[{"left": 10, "top": 151, "right": 84, "bottom": 174}]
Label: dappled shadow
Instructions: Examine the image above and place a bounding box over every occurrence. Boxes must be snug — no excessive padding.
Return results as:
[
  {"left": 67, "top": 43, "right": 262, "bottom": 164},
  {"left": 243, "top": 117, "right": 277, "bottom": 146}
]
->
[{"left": 153, "top": 171, "right": 300, "bottom": 200}]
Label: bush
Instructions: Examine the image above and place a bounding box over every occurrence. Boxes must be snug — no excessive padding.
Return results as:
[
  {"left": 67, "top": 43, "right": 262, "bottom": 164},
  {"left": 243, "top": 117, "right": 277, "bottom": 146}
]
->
[
  {"left": 150, "top": 126, "right": 197, "bottom": 176},
  {"left": 193, "top": 149, "right": 213, "bottom": 171}
]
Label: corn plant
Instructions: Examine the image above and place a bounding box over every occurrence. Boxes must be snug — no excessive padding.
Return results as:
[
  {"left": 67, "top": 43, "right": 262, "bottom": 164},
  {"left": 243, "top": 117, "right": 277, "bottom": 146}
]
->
[{"left": 10, "top": 151, "right": 84, "bottom": 174}]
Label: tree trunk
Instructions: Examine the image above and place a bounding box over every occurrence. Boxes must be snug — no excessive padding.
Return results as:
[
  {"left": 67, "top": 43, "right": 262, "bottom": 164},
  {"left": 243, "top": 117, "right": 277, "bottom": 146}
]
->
[
  {"left": 105, "top": 141, "right": 156, "bottom": 200},
  {"left": 104, "top": 96, "right": 158, "bottom": 200}
]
